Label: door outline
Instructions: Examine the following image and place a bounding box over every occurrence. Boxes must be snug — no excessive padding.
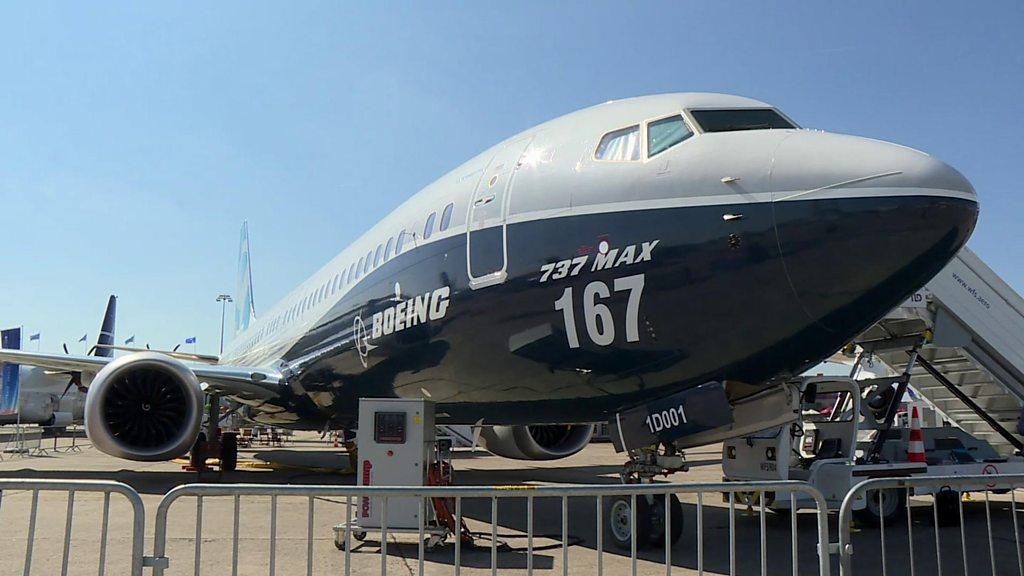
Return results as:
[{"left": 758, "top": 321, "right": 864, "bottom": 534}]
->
[{"left": 466, "top": 135, "right": 535, "bottom": 290}]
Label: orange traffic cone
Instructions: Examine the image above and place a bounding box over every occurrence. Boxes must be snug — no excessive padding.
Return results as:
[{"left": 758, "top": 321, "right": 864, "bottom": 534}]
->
[{"left": 908, "top": 406, "right": 926, "bottom": 463}]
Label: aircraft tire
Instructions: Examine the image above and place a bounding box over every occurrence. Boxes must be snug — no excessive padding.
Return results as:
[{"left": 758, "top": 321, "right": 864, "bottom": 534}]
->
[
  {"left": 220, "top": 432, "right": 238, "bottom": 472},
  {"left": 649, "top": 494, "right": 683, "bottom": 547},
  {"left": 853, "top": 488, "right": 905, "bottom": 527},
  {"left": 189, "top": 432, "right": 207, "bottom": 469},
  {"left": 609, "top": 495, "right": 653, "bottom": 551}
]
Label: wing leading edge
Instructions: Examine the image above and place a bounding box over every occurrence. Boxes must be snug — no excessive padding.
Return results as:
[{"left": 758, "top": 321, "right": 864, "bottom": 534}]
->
[{"left": 0, "top": 348, "right": 283, "bottom": 401}]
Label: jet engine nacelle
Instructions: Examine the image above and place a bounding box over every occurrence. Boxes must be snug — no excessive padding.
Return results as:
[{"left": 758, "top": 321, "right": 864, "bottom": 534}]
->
[
  {"left": 44, "top": 411, "right": 74, "bottom": 428},
  {"left": 478, "top": 424, "right": 594, "bottom": 460},
  {"left": 11, "top": 391, "right": 57, "bottom": 423},
  {"left": 84, "top": 352, "right": 205, "bottom": 461}
]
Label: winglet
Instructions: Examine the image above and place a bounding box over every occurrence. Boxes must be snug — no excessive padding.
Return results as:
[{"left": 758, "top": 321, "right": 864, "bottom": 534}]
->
[
  {"left": 94, "top": 295, "right": 117, "bottom": 358},
  {"left": 235, "top": 221, "right": 257, "bottom": 334}
]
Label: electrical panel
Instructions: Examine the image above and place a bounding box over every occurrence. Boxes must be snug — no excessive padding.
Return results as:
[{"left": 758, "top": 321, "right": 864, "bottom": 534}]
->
[{"left": 356, "top": 398, "right": 435, "bottom": 529}]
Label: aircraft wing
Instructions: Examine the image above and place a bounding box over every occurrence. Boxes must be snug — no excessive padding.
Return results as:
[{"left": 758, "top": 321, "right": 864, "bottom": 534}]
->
[
  {"left": 0, "top": 349, "right": 282, "bottom": 401},
  {"left": 0, "top": 349, "right": 109, "bottom": 374}
]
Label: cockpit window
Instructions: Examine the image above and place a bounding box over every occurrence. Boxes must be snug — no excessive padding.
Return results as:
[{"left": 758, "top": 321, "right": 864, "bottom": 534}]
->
[
  {"left": 647, "top": 115, "right": 692, "bottom": 157},
  {"left": 595, "top": 125, "right": 640, "bottom": 161},
  {"left": 690, "top": 109, "right": 795, "bottom": 133}
]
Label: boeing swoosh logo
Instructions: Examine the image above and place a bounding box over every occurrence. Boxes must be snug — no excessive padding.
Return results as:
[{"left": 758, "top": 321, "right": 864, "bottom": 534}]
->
[{"left": 352, "top": 316, "right": 376, "bottom": 367}]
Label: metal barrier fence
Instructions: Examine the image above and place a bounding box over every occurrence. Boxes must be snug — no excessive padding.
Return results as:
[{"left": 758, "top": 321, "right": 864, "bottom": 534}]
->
[
  {"left": 0, "top": 478, "right": 146, "bottom": 576},
  {"left": 0, "top": 478, "right": 831, "bottom": 576},
  {"left": 838, "top": 474, "right": 1024, "bottom": 576},
  {"left": 150, "top": 480, "right": 831, "bottom": 576}
]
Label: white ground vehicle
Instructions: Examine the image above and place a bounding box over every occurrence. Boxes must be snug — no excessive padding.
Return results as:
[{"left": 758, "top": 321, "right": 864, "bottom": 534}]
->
[{"left": 722, "top": 376, "right": 1024, "bottom": 525}]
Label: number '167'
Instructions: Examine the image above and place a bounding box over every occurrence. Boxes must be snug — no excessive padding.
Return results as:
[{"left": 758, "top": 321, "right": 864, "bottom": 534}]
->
[{"left": 553, "top": 274, "right": 645, "bottom": 348}]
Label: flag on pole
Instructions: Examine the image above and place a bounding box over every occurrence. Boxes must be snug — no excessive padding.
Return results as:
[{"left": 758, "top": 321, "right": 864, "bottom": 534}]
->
[
  {"left": 185, "top": 336, "right": 197, "bottom": 344},
  {"left": 78, "top": 334, "right": 87, "bottom": 343},
  {"left": 28, "top": 333, "right": 40, "bottom": 341},
  {"left": 125, "top": 335, "right": 135, "bottom": 345}
]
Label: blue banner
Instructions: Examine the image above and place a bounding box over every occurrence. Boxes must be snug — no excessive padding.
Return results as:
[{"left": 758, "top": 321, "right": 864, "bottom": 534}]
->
[{"left": 0, "top": 327, "right": 22, "bottom": 416}]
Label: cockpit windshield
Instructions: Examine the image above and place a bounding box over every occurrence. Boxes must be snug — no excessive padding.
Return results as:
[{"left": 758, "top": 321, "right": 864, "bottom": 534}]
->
[{"left": 690, "top": 108, "right": 796, "bottom": 133}]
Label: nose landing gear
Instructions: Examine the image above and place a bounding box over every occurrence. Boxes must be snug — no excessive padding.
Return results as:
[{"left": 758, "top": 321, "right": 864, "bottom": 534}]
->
[
  {"left": 608, "top": 443, "right": 687, "bottom": 550},
  {"left": 608, "top": 493, "right": 684, "bottom": 550}
]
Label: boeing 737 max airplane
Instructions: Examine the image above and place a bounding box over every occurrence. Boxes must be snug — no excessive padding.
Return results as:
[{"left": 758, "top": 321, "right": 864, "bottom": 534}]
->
[{"left": 0, "top": 93, "right": 977, "bottom": 469}]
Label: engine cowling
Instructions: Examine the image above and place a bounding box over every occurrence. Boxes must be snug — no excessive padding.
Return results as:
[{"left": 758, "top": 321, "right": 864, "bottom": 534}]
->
[
  {"left": 43, "top": 411, "right": 74, "bottom": 428},
  {"left": 478, "top": 424, "right": 594, "bottom": 460},
  {"left": 84, "top": 352, "right": 204, "bottom": 461}
]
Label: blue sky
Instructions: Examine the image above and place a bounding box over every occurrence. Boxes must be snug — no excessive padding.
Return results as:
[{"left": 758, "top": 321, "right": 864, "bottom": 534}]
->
[{"left": 0, "top": 2, "right": 1021, "bottom": 354}]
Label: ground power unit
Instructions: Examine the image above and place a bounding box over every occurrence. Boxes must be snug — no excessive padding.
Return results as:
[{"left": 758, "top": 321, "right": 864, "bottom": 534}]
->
[{"left": 335, "top": 398, "right": 451, "bottom": 549}]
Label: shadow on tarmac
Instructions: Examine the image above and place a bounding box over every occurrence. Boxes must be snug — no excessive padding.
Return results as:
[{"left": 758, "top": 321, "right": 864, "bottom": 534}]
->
[{"left": 341, "top": 539, "right": 557, "bottom": 571}]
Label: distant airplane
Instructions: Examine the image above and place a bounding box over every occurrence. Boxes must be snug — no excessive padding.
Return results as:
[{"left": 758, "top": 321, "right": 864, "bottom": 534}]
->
[
  {"left": 0, "top": 295, "right": 117, "bottom": 428},
  {"left": 0, "top": 93, "right": 976, "bottom": 471}
]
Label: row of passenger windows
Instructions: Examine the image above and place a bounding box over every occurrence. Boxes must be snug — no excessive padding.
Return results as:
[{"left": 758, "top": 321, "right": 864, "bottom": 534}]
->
[
  {"left": 595, "top": 114, "right": 693, "bottom": 162},
  {"left": 235, "top": 201, "right": 456, "bottom": 356}
]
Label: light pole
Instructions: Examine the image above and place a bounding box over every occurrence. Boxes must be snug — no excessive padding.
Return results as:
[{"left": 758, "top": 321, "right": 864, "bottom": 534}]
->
[{"left": 216, "top": 294, "right": 233, "bottom": 354}]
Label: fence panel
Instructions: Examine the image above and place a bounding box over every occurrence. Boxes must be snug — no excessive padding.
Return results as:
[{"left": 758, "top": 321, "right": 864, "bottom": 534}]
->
[
  {"left": 151, "top": 480, "right": 831, "bottom": 576},
  {"left": 0, "top": 478, "right": 146, "bottom": 576},
  {"left": 838, "top": 474, "right": 1024, "bottom": 576}
]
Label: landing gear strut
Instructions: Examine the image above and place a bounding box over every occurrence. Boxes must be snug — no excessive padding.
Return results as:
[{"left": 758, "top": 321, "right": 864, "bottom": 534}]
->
[
  {"left": 185, "top": 394, "right": 238, "bottom": 473},
  {"left": 609, "top": 443, "right": 687, "bottom": 550}
]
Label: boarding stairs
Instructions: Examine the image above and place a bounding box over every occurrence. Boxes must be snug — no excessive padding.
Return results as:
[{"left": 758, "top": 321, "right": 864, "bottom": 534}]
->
[{"left": 855, "top": 246, "right": 1024, "bottom": 455}]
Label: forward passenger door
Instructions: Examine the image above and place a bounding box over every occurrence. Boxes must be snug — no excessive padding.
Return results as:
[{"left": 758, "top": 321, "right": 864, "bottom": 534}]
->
[{"left": 466, "top": 135, "right": 534, "bottom": 289}]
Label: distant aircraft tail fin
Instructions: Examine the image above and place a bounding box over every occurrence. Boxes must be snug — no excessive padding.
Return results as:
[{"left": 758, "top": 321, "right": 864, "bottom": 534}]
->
[
  {"left": 94, "top": 295, "right": 117, "bottom": 358},
  {"left": 235, "top": 221, "right": 257, "bottom": 334}
]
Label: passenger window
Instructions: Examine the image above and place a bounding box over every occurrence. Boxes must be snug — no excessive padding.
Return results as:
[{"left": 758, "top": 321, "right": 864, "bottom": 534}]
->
[
  {"left": 374, "top": 244, "right": 383, "bottom": 267},
  {"left": 424, "top": 212, "right": 437, "bottom": 239},
  {"left": 357, "top": 257, "right": 364, "bottom": 278},
  {"left": 396, "top": 230, "right": 407, "bottom": 254},
  {"left": 348, "top": 263, "right": 356, "bottom": 283},
  {"left": 385, "top": 236, "right": 394, "bottom": 261},
  {"left": 595, "top": 125, "right": 640, "bottom": 161},
  {"left": 364, "top": 251, "right": 372, "bottom": 274},
  {"left": 647, "top": 115, "right": 692, "bottom": 157},
  {"left": 440, "top": 203, "right": 454, "bottom": 231}
]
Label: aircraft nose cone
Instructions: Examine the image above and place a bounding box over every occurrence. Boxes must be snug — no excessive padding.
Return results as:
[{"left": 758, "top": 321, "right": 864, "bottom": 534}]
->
[
  {"left": 771, "top": 132, "right": 978, "bottom": 345},
  {"left": 771, "top": 131, "right": 976, "bottom": 201}
]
